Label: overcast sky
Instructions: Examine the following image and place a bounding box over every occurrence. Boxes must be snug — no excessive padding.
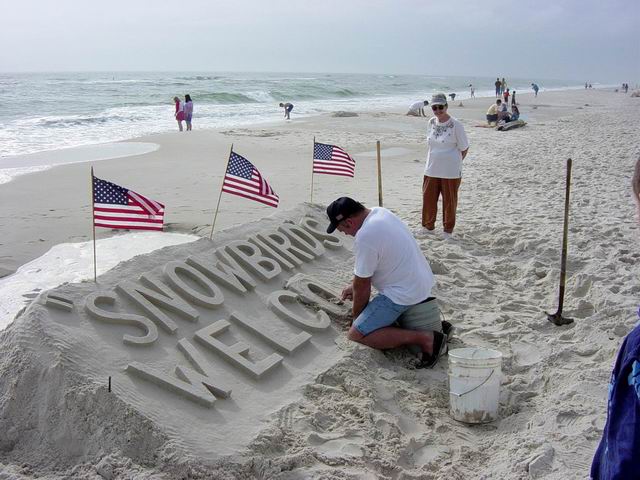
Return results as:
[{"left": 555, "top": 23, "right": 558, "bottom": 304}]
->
[{"left": 1, "top": 0, "right": 637, "bottom": 81}]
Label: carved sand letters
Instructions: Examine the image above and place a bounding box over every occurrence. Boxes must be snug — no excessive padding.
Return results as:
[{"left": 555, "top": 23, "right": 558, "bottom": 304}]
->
[
  {"left": 126, "top": 337, "right": 233, "bottom": 408},
  {"left": 116, "top": 275, "right": 199, "bottom": 333},
  {"left": 78, "top": 216, "right": 349, "bottom": 407},
  {"left": 229, "top": 311, "right": 311, "bottom": 354},
  {"left": 267, "top": 290, "right": 331, "bottom": 331},
  {"left": 299, "top": 217, "right": 344, "bottom": 249},
  {"left": 223, "top": 241, "right": 282, "bottom": 282},
  {"left": 163, "top": 261, "right": 224, "bottom": 308},
  {"left": 85, "top": 292, "right": 158, "bottom": 346},
  {"left": 194, "top": 320, "right": 283, "bottom": 379}
]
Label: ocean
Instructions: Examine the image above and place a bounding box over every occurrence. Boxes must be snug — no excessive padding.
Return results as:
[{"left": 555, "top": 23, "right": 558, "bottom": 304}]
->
[{"left": 0, "top": 71, "right": 586, "bottom": 159}]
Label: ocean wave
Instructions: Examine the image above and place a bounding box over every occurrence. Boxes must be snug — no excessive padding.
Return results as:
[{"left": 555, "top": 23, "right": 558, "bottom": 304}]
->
[
  {"left": 24, "top": 113, "right": 141, "bottom": 128},
  {"left": 194, "top": 92, "right": 265, "bottom": 104}
]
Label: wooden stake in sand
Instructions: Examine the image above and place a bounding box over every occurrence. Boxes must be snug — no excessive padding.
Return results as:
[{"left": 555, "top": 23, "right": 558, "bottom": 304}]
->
[
  {"left": 90, "top": 167, "right": 97, "bottom": 282},
  {"left": 310, "top": 137, "right": 315, "bottom": 204},
  {"left": 209, "top": 144, "right": 233, "bottom": 240},
  {"left": 376, "top": 141, "right": 383, "bottom": 207},
  {"left": 547, "top": 158, "right": 574, "bottom": 326}
]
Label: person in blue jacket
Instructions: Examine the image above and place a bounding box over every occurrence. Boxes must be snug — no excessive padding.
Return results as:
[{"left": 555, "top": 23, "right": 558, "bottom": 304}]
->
[{"left": 591, "top": 157, "right": 640, "bottom": 479}]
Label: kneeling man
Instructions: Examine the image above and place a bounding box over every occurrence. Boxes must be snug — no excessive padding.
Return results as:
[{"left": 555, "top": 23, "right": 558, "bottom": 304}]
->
[{"left": 326, "top": 197, "right": 448, "bottom": 368}]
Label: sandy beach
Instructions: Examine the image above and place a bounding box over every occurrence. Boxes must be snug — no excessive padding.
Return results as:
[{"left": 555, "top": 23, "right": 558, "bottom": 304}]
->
[{"left": 1, "top": 88, "right": 640, "bottom": 479}]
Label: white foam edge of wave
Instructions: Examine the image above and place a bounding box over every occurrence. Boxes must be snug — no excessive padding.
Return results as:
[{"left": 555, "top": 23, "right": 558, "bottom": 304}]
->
[
  {"left": 0, "top": 231, "right": 199, "bottom": 331},
  {"left": 0, "top": 141, "right": 160, "bottom": 185}
]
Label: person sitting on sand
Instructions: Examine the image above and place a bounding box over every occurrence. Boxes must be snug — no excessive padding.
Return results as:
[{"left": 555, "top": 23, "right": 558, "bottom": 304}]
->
[
  {"left": 279, "top": 102, "right": 294, "bottom": 120},
  {"left": 407, "top": 100, "right": 429, "bottom": 117},
  {"left": 326, "top": 197, "right": 450, "bottom": 369},
  {"left": 591, "top": 156, "right": 640, "bottom": 479},
  {"left": 486, "top": 99, "right": 501, "bottom": 125},
  {"left": 510, "top": 105, "right": 520, "bottom": 121},
  {"left": 497, "top": 99, "right": 510, "bottom": 121}
]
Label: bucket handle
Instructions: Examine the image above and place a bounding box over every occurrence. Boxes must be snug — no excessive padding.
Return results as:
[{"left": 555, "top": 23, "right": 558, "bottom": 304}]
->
[{"left": 450, "top": 369, "right": 495, "bottom": 397}]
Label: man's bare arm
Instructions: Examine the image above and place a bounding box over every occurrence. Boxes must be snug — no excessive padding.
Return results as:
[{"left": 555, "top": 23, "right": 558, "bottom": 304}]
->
[{"left": 351, "top": 275, "right": 372, "bottom": 318}]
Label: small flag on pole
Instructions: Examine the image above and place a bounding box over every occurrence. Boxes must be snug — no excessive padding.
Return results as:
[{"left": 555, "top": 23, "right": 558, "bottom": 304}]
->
[
  {"left": 222, "top": 151, "right": 279, "bottom": 207},
  {"left": 92, "top": 176, "right": 165, "bottom": 230},
  {"left": 313, "top": 142, "right": 355, "bottom": 177}
]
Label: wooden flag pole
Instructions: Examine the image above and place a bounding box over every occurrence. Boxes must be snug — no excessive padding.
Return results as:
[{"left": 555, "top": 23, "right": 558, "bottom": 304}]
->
[
  {"left": 310, "top": 137, "right": 315, "bottom": 204},
  {"left": 209, "top": 144, "right": 233, "bottom": 239},
  {"left": 90, "top": 167, "right": 97, "bottom": 282},
  {"left": 376, "top": 140, "right": 383, "bottom": 207}
]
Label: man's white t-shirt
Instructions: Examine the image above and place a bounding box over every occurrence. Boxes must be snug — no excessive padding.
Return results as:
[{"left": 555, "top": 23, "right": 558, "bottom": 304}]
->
[
  {"left": 354, "top": 207, "right": 435, "bottom": 305},
  {"left": 408, "top": 101, "right": 424, "bottom": 115},
  {"left": 424, "top": 116, "right": 469, "bottom": 179}
]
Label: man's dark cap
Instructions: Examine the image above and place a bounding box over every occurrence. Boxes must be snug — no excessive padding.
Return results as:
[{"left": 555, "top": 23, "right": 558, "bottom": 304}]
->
[{"left": 326, "top": 197, "right": 365, "bottom": 233}]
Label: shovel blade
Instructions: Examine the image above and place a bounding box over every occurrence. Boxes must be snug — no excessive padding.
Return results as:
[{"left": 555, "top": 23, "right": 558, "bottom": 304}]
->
[{"left": 546, "top": 311, "right": 574, "bottom": 326}]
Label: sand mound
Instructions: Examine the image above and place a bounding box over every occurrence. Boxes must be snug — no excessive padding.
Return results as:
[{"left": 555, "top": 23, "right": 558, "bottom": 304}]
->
[{"left": 0, "top": 204, "right": 360, "bottom": 478}]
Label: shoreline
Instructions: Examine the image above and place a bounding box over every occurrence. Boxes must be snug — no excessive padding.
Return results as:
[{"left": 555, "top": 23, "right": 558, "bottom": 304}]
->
[{"left": 0, "top": 83, "right": 610, "bottom": 167}]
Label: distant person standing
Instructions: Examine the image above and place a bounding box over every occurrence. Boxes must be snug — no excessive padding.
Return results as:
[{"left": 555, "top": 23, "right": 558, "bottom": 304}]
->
[
  {"left": 469, "top": 84, "right": 475, "bottom": 98},
  {"left": 407, "top": 100, "right": 429, "bottom": 117},
  {"left": 173, "top": 96, "right": 185, "bottom": 132},
  {"left": 501, "top": 78, "right": 507, "bottom": 95},
  {"left": 184, "top": 94, "right": 194, "bottom": 131},
  {"left": 495, "top": 78, "right": 502, "bottom": 97},
  {"left": 531, "top": 83, "right": 540, "bottom": 97},
  {"left": 585, "top": 82, "right": 589, "bottom": 89},
  {"left": 503, "top": 88, "right": 510, "bottom": 105},
  {"left": 421, "top": 93, "right": 470, "bottom": 239},
  {"left": 279, "top": 102, "right": 294, "bottom": 120},
  {"left": 590, "top": 157, "right": 640, "bottom": 479},
  {"left": 511, "top": 90, "right": 517, "bottom": 105}
]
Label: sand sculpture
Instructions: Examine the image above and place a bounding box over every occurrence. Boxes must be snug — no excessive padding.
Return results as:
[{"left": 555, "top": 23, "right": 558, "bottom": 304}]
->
[{"left": 0, "top": 206, "right": 354, "bottom": 464}]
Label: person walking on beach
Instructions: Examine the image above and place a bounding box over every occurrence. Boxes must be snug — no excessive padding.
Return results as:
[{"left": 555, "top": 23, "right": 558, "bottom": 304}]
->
[
  {"left": 173, "top": 97, "right": 185, "bottom": 131},
  {"left": 326, "top": 197, "right": 448, "bottom": 368},
  {"left": 531, "top": 83, "right": 540, "bottom": 97},
  {"left": 279, "top": 102, "right": 294, "bottom": 120},
  {"left": 469, "top": 84, "right": 475, "bottom": 98},
  {"left": 421, "top": 93, "right": 469, "bottom": 238},
  {"left": 591, "top": 157, "right": 640, "bottom": 479},
  {"left": 183, "top": 94, "right": 193, "bottom": 131},
  {"left": 407, "top": 100, "right": 429, "bottom": 117},
  {"left": 495, "top": 78, "right": 502, "bottom": 97}
]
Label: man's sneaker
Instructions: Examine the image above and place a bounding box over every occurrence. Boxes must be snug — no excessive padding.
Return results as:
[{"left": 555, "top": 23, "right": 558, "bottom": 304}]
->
[
  {"left": 417, "top": 331, "right": 447, "bottom": 369},
  {"left": 442, "top": 321, "right": 455, "bottom": 342}
]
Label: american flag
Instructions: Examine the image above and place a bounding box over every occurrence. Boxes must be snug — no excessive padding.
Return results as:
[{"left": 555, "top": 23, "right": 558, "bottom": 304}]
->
[
  {"left": 222, "top": 151, "right": 279, "bottom": 207},
  {"left": 313, "top": 142, "right": 355, "bottom": 178},
  {"left": 92, "top": 176, "right": 165, "bottom": 231}
]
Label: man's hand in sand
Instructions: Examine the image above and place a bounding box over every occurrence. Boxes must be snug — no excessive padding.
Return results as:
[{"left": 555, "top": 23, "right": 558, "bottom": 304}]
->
[{"left": 341, "top": 284, "right": 354, "bottom": 301}]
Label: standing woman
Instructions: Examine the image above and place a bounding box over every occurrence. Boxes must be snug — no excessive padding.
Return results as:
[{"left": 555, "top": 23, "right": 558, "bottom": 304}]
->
[
  {"left": 421, "top": 93, "right": 470, "bottom": 239},
  {"left": 173, "top": 96, "right": 185, "bottom": 132},
  {"left": 184, "top": 94, "right": 194, "bottom": 131}
]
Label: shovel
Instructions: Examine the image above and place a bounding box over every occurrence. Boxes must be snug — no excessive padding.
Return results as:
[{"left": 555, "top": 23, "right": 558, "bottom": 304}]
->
[{"left": 547, "top": 158, "right": 574, "bottom": 326}]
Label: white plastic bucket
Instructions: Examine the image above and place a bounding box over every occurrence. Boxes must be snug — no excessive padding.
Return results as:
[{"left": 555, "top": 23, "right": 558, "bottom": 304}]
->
[{"left": 448, "top": 347, "right": 502, "bottom": 424}]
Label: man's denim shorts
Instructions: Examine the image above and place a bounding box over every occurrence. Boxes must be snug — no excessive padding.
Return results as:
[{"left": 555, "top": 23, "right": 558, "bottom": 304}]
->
[{"left": 353, "top": 294, "right": 412, "bottom": 336}]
